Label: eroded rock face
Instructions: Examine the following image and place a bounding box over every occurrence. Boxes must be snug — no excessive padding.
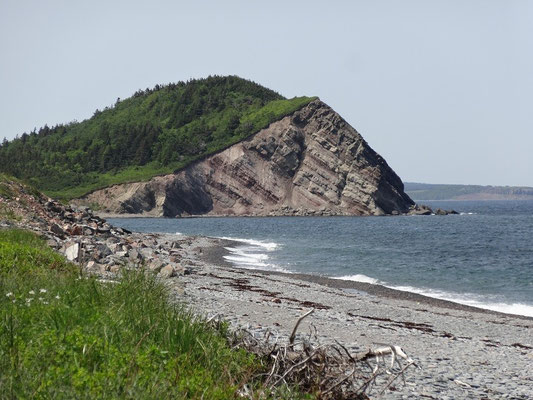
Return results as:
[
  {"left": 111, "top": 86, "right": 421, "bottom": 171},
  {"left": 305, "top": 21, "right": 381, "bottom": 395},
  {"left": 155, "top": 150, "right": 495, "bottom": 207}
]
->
[{"left": 81, "top": 100, "right": 415, "bottom": 216}]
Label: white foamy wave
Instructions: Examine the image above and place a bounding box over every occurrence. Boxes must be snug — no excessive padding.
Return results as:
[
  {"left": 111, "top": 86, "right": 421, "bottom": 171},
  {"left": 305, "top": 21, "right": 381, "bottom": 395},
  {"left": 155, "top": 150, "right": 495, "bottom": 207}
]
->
[
  {"left": 219, "top": 237, "right": 289, "bottom": 273},
  {"left": 334, "top": 274, "right": 533, "bottom": 317},
  {"left": 388, "top": 285, "right": 533, "bottom": 317},
  {"left": 218, "top": 236, "right": 279, "bottom": 251},
  {"left": 224, "top": 247, "right": 269, "bottom": 264},
  {"left": 459, "top": 212, "right": 476, "bottom": 215},
  {"left": 335, "top": 274, "right": 380, "bottom": 285}
]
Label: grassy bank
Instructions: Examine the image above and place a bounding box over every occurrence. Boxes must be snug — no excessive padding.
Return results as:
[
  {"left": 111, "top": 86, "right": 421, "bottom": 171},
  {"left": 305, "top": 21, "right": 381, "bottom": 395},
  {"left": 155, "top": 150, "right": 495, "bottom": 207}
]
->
[{"left": 0, "top": 229, "right": 285, "bottom": 399}]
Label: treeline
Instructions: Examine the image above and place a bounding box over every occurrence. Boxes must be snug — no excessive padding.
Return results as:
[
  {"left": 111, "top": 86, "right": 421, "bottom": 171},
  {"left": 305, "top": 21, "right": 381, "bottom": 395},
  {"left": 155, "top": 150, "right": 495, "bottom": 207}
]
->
[{"left": 0, "top": 76, "right": 314, "bottom": 198}]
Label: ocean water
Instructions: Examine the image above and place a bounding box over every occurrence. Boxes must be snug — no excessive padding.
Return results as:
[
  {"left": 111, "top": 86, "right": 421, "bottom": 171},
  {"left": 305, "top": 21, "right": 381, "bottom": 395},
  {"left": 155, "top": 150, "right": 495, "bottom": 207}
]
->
[{"left": 108, "top": 200, "right": 533, "bottom": 317}]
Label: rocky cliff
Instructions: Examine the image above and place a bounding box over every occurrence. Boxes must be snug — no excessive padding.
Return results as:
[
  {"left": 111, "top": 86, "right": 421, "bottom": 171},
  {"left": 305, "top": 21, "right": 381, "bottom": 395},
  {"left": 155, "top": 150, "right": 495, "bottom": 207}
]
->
[{"left": 80, "top": 99, "right": 415, "bottom": 216}]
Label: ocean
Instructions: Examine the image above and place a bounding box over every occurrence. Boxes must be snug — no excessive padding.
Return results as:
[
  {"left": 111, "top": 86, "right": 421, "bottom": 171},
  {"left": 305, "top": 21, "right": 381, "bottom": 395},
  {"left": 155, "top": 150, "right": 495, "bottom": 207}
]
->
[{"left": 108, "top": 200, "right": 533, "bottom": 317}]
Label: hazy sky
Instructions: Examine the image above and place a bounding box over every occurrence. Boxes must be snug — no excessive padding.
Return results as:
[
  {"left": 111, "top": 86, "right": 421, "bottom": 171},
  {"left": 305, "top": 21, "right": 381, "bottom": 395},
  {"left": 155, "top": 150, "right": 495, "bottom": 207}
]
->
[{"left": 1, "top": 1, "right": 532, "bottom": 186}]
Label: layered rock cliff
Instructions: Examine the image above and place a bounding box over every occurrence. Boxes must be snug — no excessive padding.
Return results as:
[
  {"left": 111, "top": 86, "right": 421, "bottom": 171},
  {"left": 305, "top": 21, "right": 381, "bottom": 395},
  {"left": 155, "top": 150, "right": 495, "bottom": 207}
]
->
[{"left": 80, "top": 99, "right": 415, "bottom": 216}]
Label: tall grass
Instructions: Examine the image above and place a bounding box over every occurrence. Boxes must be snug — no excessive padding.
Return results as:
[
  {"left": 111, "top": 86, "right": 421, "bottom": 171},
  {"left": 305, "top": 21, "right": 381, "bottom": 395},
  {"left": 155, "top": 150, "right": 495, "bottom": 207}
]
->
[{"left": 0, "top": 229, "right": 262, "bottom": 399}]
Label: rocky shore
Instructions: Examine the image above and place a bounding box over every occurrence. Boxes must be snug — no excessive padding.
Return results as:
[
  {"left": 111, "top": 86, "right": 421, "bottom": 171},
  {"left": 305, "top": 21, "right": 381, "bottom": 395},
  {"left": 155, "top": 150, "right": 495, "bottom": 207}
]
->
[{"left": 1, "top": 179, "right": 531, "bottom": 399}]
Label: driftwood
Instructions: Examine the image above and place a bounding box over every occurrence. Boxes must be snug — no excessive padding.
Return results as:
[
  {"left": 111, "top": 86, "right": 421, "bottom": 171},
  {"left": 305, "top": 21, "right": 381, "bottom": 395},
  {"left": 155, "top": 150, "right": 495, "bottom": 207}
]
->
[{"left": 210, "top": 309, "right": 418, "bottom": 399}]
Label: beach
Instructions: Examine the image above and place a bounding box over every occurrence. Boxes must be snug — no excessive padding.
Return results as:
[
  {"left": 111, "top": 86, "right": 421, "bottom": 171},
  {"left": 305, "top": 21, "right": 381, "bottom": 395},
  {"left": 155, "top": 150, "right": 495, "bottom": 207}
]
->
[
  {"left": 3, "top": 185, "right": 531, "bottom": 398},
  {"left": 171, "top": 236, "right": 533, "bottom": 399}
]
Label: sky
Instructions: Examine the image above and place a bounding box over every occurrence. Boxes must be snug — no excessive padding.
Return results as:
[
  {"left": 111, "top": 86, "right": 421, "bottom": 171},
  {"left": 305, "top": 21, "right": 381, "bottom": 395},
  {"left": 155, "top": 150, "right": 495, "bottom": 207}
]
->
[{"left": 1, "top": 0, "right": 532, "bottom": 186}]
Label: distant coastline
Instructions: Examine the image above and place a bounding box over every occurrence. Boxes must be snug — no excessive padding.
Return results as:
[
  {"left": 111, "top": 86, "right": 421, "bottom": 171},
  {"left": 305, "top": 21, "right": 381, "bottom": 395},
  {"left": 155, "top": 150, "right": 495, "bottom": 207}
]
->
[{"left": 405, "top": 182, "right": 533, "bottom": 201}]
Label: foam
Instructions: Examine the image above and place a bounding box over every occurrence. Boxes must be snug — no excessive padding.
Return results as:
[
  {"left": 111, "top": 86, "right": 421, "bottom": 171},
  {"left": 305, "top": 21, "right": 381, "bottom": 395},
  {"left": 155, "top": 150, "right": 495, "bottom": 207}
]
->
[
  {"left": 219, "top": 237, "right": 289, "bottom": 273},
  {"left": 218, "top": 236, "right": 279, "bottom": 251},
  {"left": 334, "top": 274, "right": 380, "bottom": 285},
  {"left": 335, "top": 274, "right": 533, "bottom": 317},
  {"left": 388, "top": 285, "right": 533, "bottom": 318}
]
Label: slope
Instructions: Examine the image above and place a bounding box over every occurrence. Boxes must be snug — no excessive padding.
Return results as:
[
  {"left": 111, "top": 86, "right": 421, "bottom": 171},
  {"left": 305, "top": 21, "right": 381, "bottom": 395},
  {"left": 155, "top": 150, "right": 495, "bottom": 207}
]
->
[
  {"left": 80, "top": 99, "right": 416, "bottom": 216},
  {"left": 0, "top": 76, "right": 314, "bottom": 200}
]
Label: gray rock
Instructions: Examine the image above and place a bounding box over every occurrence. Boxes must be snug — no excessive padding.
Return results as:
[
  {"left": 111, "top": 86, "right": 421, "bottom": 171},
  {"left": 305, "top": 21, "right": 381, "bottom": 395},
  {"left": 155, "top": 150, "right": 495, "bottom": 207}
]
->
[
  {"left": 128, "top": 248, "right": 140, "bottom": 260},
  {"left": 95, "top": 244, "right": 112, "bottom": 258}
]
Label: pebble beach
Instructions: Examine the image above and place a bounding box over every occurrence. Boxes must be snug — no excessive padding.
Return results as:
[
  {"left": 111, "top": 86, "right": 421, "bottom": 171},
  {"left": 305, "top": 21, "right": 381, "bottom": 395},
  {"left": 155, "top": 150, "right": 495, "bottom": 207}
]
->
[
  {"left": 175, "top": 237, "right": 533, "bottom": 399},
  {"left": 2, "top": 185, "right": 531, "bottom": 399}
]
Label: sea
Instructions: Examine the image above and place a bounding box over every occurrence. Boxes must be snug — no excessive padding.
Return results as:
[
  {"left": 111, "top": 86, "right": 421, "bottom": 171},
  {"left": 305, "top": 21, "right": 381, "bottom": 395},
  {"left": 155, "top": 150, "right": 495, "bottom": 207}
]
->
[{"left": 108, "top": 200, "right": 533, "bottom": 318}]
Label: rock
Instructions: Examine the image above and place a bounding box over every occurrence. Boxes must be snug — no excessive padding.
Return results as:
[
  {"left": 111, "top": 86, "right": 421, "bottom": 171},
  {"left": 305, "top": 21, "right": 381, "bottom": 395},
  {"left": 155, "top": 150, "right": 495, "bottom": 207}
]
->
[
  {"left": 128, "top": 248, "right": 140, "bottom": 261},
  {"left": 86, "top": 260, "right": 104, "bottom": 271},
  {"left": 50, "top": 223, "right": 66, "bottom": 238},
  {"left": 158, "top": 264, "right": 175, "bottom": 279},
  {"left": 95, "top": 244, "right": 112, "bottom": 258},
  {"left": 408, "top": 205, "right": 433, "bottom": 216},
  {"left": 46, "top": 201, "right": 63, "bottom": 213},
  {"left": 46, "top": 238, "right": 59, "bottom": 249},
  {"left": 79, "top": 100, "right": 415, "bottom": 217},
  {"left": 148, "top": 260, "right": 165, "bottom": 273},
  {"left": 97, "top": 225, "right": 111, "bottom": 234},
  {"left": 68, "top": 225, "right": 84, "bottom": 235},
  {"left": 65, "top": 242, "right": 79, "bottom": 261}
]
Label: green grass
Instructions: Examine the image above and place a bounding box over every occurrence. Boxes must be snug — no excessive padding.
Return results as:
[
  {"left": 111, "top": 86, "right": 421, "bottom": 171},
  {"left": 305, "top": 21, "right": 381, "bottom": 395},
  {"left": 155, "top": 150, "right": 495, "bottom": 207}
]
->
[
  {"left": 45, "top": 96, "right": 316, "bottom": 200},
  {"left": 0, "top": 229, "right": 273, "bottom": 399}
]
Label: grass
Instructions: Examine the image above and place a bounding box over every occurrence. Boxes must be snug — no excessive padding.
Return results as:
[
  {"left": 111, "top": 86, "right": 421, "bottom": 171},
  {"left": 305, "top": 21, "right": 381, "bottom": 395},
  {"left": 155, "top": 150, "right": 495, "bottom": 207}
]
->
[{"left": 0, "top": 229, "right": 289, "bottom": 399}]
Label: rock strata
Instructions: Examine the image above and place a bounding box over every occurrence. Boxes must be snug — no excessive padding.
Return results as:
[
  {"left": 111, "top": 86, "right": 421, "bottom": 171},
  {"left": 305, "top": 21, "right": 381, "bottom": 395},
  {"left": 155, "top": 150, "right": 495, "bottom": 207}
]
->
[{"left": 80, "top": 100, "right": 417, "bottom": 217}]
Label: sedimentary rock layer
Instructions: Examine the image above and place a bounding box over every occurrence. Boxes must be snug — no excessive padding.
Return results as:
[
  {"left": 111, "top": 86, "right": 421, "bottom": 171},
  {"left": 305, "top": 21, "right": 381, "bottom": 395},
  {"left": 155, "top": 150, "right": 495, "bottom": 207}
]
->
[{"left": 81, "top": 99, "right": 415, "bottom": 216}]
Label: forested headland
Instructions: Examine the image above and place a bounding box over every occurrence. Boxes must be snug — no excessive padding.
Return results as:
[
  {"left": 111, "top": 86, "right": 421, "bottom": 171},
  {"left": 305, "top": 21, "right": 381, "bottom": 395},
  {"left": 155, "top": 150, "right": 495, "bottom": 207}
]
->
[{"left": 0, "top": 76, "right": 315, "bottom": 199}]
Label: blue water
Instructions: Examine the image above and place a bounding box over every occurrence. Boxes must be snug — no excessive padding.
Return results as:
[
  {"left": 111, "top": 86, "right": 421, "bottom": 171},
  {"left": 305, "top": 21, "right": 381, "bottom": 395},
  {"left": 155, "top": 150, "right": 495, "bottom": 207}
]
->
[{"left": 108, "top": 200, "right": 533, "bottom": 317}]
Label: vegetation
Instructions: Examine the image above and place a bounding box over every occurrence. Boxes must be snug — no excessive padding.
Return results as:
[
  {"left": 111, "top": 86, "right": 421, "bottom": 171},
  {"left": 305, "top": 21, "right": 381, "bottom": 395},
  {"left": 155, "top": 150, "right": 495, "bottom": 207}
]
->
[
  {"left": 0, "top": 76, "right": 315, "bottom": 200},
  {"left": 0, "top": 229, "right": 276, "bottom": 399}
]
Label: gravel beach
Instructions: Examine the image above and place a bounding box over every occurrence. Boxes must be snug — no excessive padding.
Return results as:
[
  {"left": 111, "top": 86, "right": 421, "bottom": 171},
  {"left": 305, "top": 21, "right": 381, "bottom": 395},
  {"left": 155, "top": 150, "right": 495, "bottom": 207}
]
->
[{"left": 171, "top": 236, "right": 533, "bottom": 399}]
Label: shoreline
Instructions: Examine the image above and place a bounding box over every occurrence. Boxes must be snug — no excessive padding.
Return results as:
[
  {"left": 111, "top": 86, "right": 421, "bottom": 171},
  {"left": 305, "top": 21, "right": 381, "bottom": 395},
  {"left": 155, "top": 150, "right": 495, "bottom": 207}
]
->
[
  {"left": 3, "top": 180, "right": 531, "bottom": 398},
  {"left": 177, "top": 236, "right": 533, "bottom": 398},
  {"left": 200, "top": 239, "right": 533, "bottom": 321}
]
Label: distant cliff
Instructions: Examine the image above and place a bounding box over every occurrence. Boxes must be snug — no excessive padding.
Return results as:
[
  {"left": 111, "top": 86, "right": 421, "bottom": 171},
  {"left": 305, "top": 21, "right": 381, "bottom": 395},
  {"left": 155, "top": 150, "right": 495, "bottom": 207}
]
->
[
  {"left": 405, "top": 182, "right": 533, "bottom": 201},
  {"left": 80, "top": 100, "right": 415, "bottom": 217}
]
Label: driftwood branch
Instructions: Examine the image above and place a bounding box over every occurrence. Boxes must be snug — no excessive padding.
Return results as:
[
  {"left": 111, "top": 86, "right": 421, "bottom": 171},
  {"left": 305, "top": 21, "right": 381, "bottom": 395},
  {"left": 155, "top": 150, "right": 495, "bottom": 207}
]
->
[
  {"left": 289, "top": 308, "right": 314, "bottom": 345},
  {"left": 227, "top": 309, "right": 418, "bottom": 399}
]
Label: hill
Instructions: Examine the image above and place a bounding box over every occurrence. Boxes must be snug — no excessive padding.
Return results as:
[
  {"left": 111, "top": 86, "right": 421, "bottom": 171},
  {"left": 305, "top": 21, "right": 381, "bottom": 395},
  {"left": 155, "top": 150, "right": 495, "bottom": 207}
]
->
[
  {"left": 0, "top": 76, "right": 314, "bottom": 200},
  {"left": 404, "top": 182, "right": 533, "bottom": 201},
  {"left": 79, "top": 99, "right": 417, "bottom": 217}
]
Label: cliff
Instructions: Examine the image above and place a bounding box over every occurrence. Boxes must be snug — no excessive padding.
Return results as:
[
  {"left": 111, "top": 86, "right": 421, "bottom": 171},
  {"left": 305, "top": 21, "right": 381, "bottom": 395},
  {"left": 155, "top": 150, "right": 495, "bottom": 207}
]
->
[{"left": 80, "top": 100, "right": 415, "bottom": 217}]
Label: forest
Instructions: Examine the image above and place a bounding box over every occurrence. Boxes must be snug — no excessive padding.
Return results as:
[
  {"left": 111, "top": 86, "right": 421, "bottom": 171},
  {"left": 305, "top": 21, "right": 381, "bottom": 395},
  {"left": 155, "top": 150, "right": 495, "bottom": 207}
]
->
[{"left": 0, "top": 76, "right": 314, "bottom": 199}]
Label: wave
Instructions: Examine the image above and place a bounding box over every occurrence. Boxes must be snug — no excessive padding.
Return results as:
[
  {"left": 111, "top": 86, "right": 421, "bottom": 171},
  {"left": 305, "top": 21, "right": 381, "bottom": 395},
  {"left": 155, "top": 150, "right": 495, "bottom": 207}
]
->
[
  {"left": 334, "top": 274, "right": 380, "bottom": 285},
  {"left": 390, "top": 284, "right": 533, "bottom": 317},
  {"left": 218, "top": 236, "right": 279, "bottom": 251},
  {"left": 219, "top": 237, "right": 290, "bottom": 273},
  {"left": 335, "top": 275, "right": 533, "bottom": 317}
]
